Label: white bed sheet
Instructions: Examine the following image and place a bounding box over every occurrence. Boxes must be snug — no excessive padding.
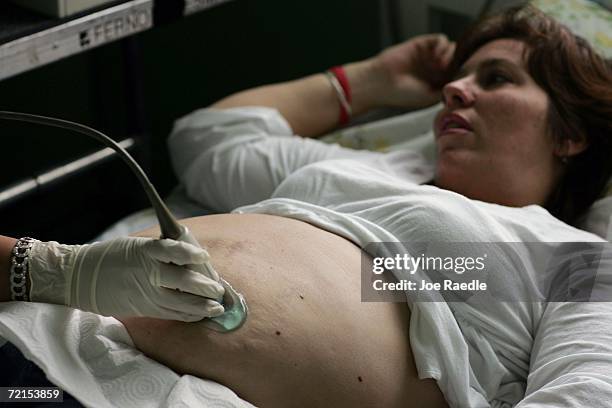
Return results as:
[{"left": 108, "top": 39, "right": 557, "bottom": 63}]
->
[{"left": 0, "top": 301, "right": 255, "bottom": 407}]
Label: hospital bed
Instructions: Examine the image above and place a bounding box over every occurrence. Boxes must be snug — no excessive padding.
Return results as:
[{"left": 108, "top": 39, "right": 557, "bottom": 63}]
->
[{"left": 1, "top": 0, "right": 611, "bottom": 406}]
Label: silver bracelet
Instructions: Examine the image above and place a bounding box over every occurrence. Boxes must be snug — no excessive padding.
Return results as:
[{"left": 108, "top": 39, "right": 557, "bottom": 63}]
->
[
  {"left": 324, "top": 70, "right": 353, "bottom": 119},
  {"left": 9, "top": 237, "right": 36, "bottom": 301}
]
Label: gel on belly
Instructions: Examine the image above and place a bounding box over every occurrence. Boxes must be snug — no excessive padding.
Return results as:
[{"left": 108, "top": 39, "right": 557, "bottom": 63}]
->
[
  {"left": 204, "top": 279, "right": 248, "bottom": 332},
  {"left": 175, "top": 225, "right": 248, "bottom": 332}
]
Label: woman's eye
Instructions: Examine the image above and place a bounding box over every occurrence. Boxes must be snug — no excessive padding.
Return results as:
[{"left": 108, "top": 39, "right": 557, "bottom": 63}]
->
[{"left": 483, "top": 72, "right": 512, "bottom": 86}]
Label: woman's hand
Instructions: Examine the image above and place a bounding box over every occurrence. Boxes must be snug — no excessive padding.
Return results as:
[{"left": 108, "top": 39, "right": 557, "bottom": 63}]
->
[{"left": 367, "top": 34, "right": 456, "bottom": 110}]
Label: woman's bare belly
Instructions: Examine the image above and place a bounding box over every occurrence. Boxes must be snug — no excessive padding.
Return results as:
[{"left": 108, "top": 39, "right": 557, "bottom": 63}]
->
[{"left": 121, "top": 214, "right": 446, "bottom": 408}]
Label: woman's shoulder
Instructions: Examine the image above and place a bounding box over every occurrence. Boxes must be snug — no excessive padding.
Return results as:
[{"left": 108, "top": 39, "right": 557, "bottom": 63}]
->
[{"left": 473, "top": 201, "right": 608, "bottom": 243}]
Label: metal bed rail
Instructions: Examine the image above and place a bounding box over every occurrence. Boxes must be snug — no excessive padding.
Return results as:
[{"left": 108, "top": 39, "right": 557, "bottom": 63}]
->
[{"left": 0, "top": 137, "right": 135, "bottom": 210}]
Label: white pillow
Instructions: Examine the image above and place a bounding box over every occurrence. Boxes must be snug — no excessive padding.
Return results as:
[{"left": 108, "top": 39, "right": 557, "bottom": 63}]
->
[
  {"left": 577, "top": 196, "right": 612, "bottom": 240},
  {"left": 532, "top": 0, "right": 612, "bottom": 58}
]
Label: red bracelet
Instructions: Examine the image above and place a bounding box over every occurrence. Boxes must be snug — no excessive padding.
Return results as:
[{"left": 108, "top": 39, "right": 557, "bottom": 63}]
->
[
  {"left": 329, "top": 66, "right": 352, "bottom": 103},
  {"left": 327, "top": 65, "right": 352, "bottom": 125}
]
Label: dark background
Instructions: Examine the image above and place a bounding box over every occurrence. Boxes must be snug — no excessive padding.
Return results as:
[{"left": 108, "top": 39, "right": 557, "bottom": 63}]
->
[{"left": 0, "top": 0, "right": 387, "bottom": 243}]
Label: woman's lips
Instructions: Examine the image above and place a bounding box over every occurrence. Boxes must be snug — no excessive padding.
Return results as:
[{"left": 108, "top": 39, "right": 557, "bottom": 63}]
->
[
  {"left": 440, "top": 127, "right": 471, "bottom": 136},
  {"left": 437, "top": 113, "right": 473, "bottom": 136}
]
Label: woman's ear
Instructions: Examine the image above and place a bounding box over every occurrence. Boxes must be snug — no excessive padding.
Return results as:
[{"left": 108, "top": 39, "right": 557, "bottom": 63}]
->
[{"left": 554, "top": 137, "right": 589, "bottom": 159}]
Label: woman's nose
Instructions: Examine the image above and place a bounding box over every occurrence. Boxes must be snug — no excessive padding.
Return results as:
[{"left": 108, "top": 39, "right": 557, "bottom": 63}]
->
[{"left": 442, "top": 78, "right": 475, "bottom": 108}]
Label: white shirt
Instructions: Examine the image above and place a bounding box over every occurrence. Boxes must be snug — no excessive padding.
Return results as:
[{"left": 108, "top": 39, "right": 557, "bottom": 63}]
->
[{"left": 169, "top": 107, "right": 612, "bottom": 408}]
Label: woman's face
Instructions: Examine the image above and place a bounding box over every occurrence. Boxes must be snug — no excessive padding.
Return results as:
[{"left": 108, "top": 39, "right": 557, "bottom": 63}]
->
[{"left": 433, "top": 38, "right": 559, "bottom": 207}]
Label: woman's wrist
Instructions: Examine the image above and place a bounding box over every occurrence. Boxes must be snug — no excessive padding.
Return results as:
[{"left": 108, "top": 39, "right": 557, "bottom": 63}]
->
[{"left": 343, "top": 58, "right": 390, "bottom": 116}]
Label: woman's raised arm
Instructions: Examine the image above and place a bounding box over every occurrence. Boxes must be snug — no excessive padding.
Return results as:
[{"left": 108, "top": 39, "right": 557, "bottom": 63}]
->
[
  {"left": 211, "top": 61, "right": 379, "bottom": 138},
  {"left": 211, "top": 34, "right": 455, "bottom": 138}
]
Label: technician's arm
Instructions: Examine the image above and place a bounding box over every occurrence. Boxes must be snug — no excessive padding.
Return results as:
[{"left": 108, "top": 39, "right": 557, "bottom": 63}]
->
[
  {"left": 0, "top": 234, "right": 225, "bottom": 322},
  {"left": 0, "top": 236, "right": 18, "bottom": 301},
  {"left": 211, "top": 34, "right": 455, "bottom": 138}
]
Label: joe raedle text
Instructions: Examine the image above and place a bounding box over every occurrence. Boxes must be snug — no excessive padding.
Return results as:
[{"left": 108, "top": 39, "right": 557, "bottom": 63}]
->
[{"left": 372, "top": 279, "right": 488, "bottom": 292}]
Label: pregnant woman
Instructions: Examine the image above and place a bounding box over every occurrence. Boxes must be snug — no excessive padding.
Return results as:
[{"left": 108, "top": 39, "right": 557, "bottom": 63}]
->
[{"left": 121, "top": 5, "right": 612, "bottom": 407}]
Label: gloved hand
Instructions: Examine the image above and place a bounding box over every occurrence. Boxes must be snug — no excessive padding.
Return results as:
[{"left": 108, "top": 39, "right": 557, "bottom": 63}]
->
[{"left": 27, "top": 237, "right": 225, "bottom": 321}]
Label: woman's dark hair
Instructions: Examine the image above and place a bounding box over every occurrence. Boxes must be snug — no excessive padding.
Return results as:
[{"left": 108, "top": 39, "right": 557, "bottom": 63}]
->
[{"left": 448, "top": 5, "right": 612, "bottom": 225}]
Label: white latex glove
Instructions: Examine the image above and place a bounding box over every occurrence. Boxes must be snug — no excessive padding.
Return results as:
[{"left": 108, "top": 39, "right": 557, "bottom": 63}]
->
[{"left": 27, "top": 237, "right": 225, "bottom": 321}]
